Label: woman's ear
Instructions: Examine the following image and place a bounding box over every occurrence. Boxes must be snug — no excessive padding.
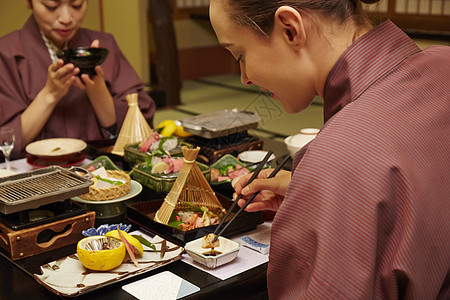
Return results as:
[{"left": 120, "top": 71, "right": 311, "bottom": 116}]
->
[
  {"left": 24, "top": 0, "right": 32, "bottom": 10},
  {"left": 274, "top": 6, "right": 306, "bottom": 51}
]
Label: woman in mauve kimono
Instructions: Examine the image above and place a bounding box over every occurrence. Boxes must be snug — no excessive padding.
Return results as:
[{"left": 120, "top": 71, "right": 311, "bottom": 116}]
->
[
  {"left": 0, "top": 0, "right": 155, "bottom": 158},
  {"left": 211, "top": 0, "right": 450, "bottom": 299}
]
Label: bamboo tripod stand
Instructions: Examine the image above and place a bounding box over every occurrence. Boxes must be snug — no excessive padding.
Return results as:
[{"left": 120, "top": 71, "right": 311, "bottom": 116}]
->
[
  {"left": 154, "top": 146, "right": 224, "bottom": 225},
  {"left": 111, "top": 93, "right": 153, "bottom": 156}
]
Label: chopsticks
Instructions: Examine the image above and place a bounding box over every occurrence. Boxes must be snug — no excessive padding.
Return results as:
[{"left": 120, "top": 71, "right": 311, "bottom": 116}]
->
[{"left": 212, "top": 153, "right": 290, "bottom": 243}]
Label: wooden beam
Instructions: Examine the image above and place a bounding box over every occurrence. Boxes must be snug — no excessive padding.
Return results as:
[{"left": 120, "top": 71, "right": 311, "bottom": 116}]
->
[{"left": 148, "top": 0, "right": 182, "bottom": 107}]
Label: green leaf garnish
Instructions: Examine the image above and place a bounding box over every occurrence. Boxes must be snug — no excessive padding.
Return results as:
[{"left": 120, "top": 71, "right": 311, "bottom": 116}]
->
[
  {"left": 95, "top": 175, "right": 123, "bottom": 185},
  {"left": 168, "top": 221, "right": 182, "bottom": 229},
  {"left": 131, "top": 235, "right": 157, "bottom": 252}
]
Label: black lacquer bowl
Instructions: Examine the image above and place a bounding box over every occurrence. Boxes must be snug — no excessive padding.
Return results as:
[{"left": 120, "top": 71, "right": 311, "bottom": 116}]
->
[{"left": 57, "top": 47, "right": 108, "bottom": 76}]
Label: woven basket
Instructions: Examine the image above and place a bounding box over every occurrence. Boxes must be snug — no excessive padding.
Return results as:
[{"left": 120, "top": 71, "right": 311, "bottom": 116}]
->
[{"left": 79, "top": 170, "right": 131, "bottom": 201}]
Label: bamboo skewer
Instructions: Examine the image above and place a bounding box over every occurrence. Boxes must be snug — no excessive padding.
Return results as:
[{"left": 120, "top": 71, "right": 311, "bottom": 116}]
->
[
  {"left": 111, "top": 93, "right": 153, "bottom": 156},
  {"left": 154, "top": 146, "right": 224, "bottom": 225}
]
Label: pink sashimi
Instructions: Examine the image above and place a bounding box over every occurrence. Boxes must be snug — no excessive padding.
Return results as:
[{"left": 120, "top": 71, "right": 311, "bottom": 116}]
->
[
  {"left": 139, "top": 132, "right": 160, "bottom": 152},
  {"left": 228, "top": 167, "right": 251, "bottom": 179},
  {"left": 162, "top": 157, "right": 184, "bottom": 174}
]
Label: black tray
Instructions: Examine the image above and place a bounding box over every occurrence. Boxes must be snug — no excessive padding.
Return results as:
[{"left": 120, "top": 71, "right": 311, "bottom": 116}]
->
[{"left": 126, "top": 193, "right": 263, "bottom": 246}]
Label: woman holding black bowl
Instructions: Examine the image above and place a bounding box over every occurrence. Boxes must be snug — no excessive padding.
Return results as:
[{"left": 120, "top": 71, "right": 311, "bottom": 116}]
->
[{"left": 0, "top": 0, "right": 156, "bottom": 158}]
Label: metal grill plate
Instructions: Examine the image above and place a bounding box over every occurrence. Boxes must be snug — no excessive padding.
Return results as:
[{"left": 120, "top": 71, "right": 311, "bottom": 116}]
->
[{"left": 0, "top": 166, "right": 93, "bottom": 214}]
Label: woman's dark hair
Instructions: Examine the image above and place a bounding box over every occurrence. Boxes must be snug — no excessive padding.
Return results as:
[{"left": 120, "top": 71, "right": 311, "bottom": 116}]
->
[{"left": 226, "top": 0, "right": 380, "bottom": 35}]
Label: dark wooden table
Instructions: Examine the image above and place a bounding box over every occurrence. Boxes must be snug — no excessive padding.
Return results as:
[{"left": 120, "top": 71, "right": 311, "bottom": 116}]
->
[{"left": 0, "top": 138, "right": 290, "bottom": 299}]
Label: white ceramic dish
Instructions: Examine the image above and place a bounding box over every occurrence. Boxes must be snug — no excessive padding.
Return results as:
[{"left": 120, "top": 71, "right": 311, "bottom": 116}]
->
[
  {"left": 184, "top": 236, "right": 240, "bottom": 269},
  {"left": 284, "top": 128, "right": 320, "bottom": 158},
  {"left": 26, "top": 138, "right": 87, "bottom": 157},
  {"left": 238, "top": 150, "right": 276, "bottom": 164}
]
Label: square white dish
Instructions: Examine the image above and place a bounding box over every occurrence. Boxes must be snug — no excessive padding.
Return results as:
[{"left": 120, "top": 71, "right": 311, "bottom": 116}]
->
[{"left": 184, "top": 236, "right": 240, "bottom": 269}]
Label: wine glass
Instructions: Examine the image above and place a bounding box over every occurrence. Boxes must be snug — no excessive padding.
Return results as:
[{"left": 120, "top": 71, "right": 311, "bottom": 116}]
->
[{"left": 0, "top": 127, "right": 15, "bottom": 171}]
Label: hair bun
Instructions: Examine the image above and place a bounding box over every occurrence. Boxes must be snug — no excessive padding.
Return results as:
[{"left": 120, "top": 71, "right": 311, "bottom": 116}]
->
[{"left": 360, "top": 0, "right": 381, "bottom": 4}]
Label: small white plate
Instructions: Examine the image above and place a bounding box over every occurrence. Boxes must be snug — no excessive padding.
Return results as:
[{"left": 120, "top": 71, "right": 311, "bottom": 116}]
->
[{"left": 238, "top": 150, "right": 275, "bottom": 164}]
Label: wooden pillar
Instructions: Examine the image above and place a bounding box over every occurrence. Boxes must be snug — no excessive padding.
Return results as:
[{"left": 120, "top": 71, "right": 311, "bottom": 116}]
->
[{"left": 148, "top": 0, "right": 182, "bottom": 107}]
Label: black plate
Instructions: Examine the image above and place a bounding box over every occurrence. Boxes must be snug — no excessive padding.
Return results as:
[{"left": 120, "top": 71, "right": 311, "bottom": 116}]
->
[{"left": 126, "top": 193, "right": 263, "bottom": 246}]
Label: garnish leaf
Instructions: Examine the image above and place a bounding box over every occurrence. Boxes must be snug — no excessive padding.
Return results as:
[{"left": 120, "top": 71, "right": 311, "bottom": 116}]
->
[
  {"left": 117, "top": 226, "right": 139, "bottom": 267},
  {"left": 132, "top": 235, "right": 157, "bottom": 253},
  {"left": 95, "top": 175, "right": 123, "bottom": 185}
]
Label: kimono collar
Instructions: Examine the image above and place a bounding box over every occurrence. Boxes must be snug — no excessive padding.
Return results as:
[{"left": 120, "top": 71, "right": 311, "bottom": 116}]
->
[
  {"left": 322, "top": 20, "right": 420, "bottom": 123},
  {"left": 40, "top": 31, "right": 68, "bottom": 62}
]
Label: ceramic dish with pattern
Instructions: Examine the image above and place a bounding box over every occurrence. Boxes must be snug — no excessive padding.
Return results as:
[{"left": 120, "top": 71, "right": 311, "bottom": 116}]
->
[{"left": 33, "top": 233, "right": 183, "bottom": 297}]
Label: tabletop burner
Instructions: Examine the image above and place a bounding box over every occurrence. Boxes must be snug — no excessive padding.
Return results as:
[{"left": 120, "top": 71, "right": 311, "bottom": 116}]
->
[
  {"left": 0, "top": 166, "right": 92, "bottom": 214},
  {"left": 0, "top": 200, "right": 87, "bottom": 231},
  {"left": 185, "top": 131, "right": 257, "bottom": 150},
  {"left": 184, "top": 132, "right": 263, "bottom": 164}
]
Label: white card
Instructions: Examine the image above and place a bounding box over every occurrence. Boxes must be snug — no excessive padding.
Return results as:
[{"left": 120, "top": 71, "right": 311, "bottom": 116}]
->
[{"left": 122, "top": 271, "right": 200, "bottom": 300}]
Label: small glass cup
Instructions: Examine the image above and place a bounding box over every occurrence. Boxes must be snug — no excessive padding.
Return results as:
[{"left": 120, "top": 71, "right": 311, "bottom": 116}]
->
[{"left": 0, "top": 127, "right": 15, "bottom": 171}]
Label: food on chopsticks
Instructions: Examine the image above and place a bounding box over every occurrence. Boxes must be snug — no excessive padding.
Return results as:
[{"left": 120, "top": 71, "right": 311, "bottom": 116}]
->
[
  {"left": 76, "top": 229, "right": 144, "bottom": 271},
  {"left": 201, "top": 233, "right": 222, "bottom": 256},
  {"left": 202, "top": 233, "right": 220, "bottom": 248},
  {"left": 211, "top": 163, "right": 251, "bottom": 182},
  {"left": 167, "top": 203, "right": 226, "bottom": 231},
  {"left": 79, "top": 167, "right": 131, "bottom": 200}
]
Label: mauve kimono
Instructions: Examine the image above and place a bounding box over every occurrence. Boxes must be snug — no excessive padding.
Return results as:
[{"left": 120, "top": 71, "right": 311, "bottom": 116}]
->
[
  {"left": 268, "top": 21, "right": 450, "bottom": 299},
  {"left": 0, "top": 16, "right": 156, "bottom": 158}
]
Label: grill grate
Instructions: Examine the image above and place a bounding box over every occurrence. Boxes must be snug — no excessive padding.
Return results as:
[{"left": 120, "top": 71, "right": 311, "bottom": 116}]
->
[
  {"left": 0, "top": 166, "right": 93, "bottom": 214},
  {"left": 0, "top": 171, "right": 85, "bottom": 202}
]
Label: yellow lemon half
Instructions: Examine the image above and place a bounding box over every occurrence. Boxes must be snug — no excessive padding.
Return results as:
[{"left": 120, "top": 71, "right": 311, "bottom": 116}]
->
[
  {"left": 151, "top": 161, "right": 170, "bottom": 174},
  {"left": 77, "top": 236, "right": 126, "bottom": 271},
  {"left": 174, "top": 125, "right": 193, "bottom": 137},
  {"left": 157, "top": 120, "right": 177, "bottom": 137},
  {"left": 105, "top": 230, "right": 144, "bottom": 255}
]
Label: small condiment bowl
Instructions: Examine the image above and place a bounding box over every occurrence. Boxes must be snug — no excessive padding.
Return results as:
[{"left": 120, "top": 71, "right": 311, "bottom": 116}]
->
[
  {"left": 284, "top": 128, "right": 320, "bottom": 158},
  {"left": 184, "top": 236, "right": 240, "bottom": 268}
]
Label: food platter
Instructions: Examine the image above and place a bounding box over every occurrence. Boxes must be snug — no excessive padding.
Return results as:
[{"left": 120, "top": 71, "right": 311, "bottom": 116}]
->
[
  {"left": 71, "top": 180, "right": 142, "bottom": 204},
  {"left": 126, "top": 193, "right": 264, "bottom": 246},
  {"left": 33, "top": 233, "right": 183, "bottom": 297},
  {"left": 130, "top": 161, "right": 210, "bottom": 193},
  {"left": 71, "top": 180, "right": 142, "bottom": 219}
]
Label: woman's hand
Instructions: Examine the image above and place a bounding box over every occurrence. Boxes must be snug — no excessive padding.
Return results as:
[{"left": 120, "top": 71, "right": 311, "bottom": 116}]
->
[
  {"left": 72, "top": 39, "right": 103, "bottom": 90},
  {"left": 43, "top": 59, "right": 79, "bottom": 103},
  {"left": 72, "top": 39, "right": 116, "bottom": 129},
  {"left": 232, "top": 168, "right": 291, "bottom": 212}
]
